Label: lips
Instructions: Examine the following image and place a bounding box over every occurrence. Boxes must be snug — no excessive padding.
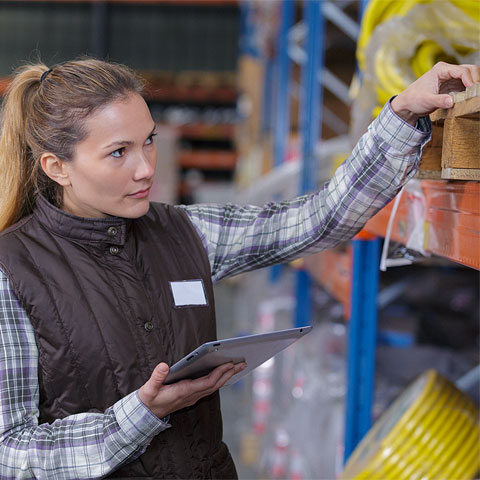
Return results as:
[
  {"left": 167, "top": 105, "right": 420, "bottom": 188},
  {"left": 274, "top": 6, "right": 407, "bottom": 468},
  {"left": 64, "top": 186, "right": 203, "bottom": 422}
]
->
[{"left": 128, "top": 186, "right": 151, "bottom": 199}]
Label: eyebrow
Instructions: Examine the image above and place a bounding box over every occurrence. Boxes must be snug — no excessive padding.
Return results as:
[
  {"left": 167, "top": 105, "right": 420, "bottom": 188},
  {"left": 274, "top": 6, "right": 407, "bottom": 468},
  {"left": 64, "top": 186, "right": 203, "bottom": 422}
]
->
[{"left": 102, "top": 125, "right": 156, "bottom": 150}]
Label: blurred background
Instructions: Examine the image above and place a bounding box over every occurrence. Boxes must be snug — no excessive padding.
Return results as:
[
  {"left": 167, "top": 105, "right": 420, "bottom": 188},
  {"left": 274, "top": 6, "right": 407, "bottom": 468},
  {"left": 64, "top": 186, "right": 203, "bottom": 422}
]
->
[{"left": 1, "top": 1, "right": 479, "bottom": 479}]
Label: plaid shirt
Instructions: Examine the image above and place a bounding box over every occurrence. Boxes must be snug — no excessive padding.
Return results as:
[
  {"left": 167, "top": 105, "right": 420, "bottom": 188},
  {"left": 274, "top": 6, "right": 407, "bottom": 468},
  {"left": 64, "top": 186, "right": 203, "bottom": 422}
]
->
[{"left": 0, "top": 101, "right": 431, "bottom": 479}]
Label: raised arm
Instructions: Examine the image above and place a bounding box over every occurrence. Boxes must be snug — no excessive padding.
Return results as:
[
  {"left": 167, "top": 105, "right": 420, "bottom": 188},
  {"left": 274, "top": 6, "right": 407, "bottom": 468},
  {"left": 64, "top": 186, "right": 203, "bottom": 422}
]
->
[
  {"left": 183, "top": 99, "right": 429, "bottom": 282},
  {"left": 183, "top": 62, "right": 479, "bottom": 283}
]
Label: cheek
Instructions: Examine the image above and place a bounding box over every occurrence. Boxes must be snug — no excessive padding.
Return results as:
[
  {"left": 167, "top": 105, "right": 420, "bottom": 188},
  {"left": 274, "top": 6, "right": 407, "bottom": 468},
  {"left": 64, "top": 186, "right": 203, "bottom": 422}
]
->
[{"left": 71, "top": 161, "right": 130, "bottom": 197}]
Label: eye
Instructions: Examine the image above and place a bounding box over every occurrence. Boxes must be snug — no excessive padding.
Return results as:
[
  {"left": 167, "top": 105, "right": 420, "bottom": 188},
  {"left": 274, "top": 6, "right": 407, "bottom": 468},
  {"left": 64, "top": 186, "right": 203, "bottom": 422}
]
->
[
  {"left": 145, "top": 133, "right": 157, "bottom": 145},
  {"left": 111, "top": 147, "right": 125, "bottom": 158}
]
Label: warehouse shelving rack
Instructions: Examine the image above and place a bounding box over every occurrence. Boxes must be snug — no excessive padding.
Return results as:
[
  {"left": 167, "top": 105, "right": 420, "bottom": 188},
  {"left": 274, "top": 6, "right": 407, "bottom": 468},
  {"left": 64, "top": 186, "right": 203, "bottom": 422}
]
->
[
  {"left": 292, "top": 0, "right": 382, "bottom": 462},
  {"left": 242, "top": 0, "right": 480, "bottom": 467},
  {"left": 0, "top": 0, "right": 240, "bottom": 202},
  {"left": 0, "top": 0, "right": 239, "bottom": 167},
  {"left": 259, "top": 0, "right": 358, "bottom": 327},
  {"left": 366, "top": 181, "right": 480, "bottom": 270},
  {"left": 261, "top": 0, "right": 377, "bottom": 462}
]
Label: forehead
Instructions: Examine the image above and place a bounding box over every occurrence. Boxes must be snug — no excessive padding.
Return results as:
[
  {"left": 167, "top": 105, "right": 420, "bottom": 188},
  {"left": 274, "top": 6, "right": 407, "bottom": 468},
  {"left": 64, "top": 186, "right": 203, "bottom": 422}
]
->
[{"left": 83, "top": 93, "right": 153, "bottom": 143}]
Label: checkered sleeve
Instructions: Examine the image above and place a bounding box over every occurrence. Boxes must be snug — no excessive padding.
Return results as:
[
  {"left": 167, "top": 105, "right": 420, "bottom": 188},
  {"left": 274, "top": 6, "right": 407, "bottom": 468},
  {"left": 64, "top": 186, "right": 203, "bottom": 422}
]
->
[
  {"left": 182, "top": 99, "right": 432, "bottom": 282},
  {"left": 0, "top": 269, "right": 170, "bottom": 480}
]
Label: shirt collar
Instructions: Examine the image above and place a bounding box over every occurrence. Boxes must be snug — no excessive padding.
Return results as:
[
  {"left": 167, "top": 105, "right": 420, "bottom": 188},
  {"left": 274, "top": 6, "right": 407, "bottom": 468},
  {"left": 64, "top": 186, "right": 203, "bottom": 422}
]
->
[{"left": 33, "top": 194, "right": 130, "bottom": 246}]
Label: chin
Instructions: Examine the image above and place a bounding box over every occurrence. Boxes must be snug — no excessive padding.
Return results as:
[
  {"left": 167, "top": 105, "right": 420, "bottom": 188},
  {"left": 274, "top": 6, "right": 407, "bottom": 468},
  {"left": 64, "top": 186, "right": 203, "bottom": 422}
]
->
[{"left": 123, "top": 199, "right": 151, "bottom": 219}]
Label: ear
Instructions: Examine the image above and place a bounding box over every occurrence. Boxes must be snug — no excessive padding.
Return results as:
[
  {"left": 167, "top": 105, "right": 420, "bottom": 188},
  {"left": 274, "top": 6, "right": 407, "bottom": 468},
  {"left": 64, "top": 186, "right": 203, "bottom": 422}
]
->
[{"left": 40, "top": 153, "right": 71, "bottom": 187}]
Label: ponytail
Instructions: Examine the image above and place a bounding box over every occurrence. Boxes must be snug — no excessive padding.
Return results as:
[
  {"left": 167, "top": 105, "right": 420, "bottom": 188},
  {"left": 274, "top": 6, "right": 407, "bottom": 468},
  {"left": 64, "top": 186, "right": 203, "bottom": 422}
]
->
[
  {"left": 0, "top": 64, "right": 46, "bottom": 231},
  {"left": 0, "top": 58, "right": 144, "bottom": 232}
]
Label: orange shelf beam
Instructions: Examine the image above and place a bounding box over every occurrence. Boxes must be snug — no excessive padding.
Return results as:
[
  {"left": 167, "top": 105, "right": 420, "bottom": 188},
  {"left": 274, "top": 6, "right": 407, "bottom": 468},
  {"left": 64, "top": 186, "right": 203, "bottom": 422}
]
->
[
  {"left": 0, "top": 77, "right": 9, "bottom": 96},
  {"left": 0, "top": 77, "right": 237, "bottom": 104},
  {"left": 177, "top": 123, "right": 235, "bottom": 140},
  {"left": 178, "top": 150, "right": 237, "bottom": 169},
  {"left": 144, "top": 84, "right": 236, "bottom": 104},
  {"left": 365, "top": 180, "right": 480, "bottom": 270},
  {"left": 302, "top": 181, "right": 479, "bottom": 315}
]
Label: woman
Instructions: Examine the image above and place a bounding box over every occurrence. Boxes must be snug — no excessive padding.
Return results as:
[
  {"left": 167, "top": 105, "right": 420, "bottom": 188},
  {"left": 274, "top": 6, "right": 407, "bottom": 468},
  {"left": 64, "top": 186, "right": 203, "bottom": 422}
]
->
[{"left": 0, "top": 58, "right": 478, "bottom": 479}]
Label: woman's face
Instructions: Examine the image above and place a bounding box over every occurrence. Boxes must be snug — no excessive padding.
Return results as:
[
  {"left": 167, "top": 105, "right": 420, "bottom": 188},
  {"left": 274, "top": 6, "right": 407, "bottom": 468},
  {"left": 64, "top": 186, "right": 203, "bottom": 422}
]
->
[{"left": 61, "top": 93, "right": 157, "bottom": 219}]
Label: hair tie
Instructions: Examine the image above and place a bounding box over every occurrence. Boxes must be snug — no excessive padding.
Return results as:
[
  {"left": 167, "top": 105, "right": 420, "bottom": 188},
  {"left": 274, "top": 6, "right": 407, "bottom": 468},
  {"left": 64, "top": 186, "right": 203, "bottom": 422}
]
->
[{"left": 40, "top": 68, "right": 53, "bottom": 83}]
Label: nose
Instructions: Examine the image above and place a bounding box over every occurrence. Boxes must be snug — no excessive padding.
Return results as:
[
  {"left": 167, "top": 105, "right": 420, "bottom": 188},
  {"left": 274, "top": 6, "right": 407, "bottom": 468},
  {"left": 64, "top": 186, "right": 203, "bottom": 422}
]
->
[{"left": 133, "top": 152, "right": 155, "bottom": 182}]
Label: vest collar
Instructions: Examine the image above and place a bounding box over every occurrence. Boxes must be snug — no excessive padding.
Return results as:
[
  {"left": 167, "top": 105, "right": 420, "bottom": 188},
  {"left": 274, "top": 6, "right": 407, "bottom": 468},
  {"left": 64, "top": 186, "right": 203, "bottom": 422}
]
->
[{"left": 34, "top": 194, "right": 129, "bottom": 246}]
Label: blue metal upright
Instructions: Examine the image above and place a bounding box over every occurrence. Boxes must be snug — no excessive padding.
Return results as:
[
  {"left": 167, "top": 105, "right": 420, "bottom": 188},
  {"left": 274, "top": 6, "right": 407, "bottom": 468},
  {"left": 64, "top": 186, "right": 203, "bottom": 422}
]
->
[
  {"left": 254, "top": 0, "right": 381, "bottom": 462},
  {"left": 344, "top": 236, "right": 381, "bottom": 461},
  {"left": 342, "top": 0, "right": 382, "bottom": 463},
  {"left": 269, "top": 0, "right": 294, "bottom": 284},
  {"left": 298, "top": 0, "right": 324, "bottom": 195},
  {"left": 294, "top": 0, "right": 325, "bottom": 328},
  {"left": 273, "top": 0, "right": 295, "bottom": 168},
  {"left": 261, "top": 59, "right": 275, "bottom": 135}
]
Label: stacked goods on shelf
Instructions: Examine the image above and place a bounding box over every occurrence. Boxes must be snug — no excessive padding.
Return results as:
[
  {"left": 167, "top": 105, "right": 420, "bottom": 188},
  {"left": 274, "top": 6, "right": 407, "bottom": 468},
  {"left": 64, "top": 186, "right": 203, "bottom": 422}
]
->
[
  {"left": 147, "top": 69, "right": 238, "bottom": 203},
  {"left": 227, "top": 267, "right": 479, "bottom": 480},
  {"left": 142, "top": 70, "right": 237, "bottom": 103},
  {"left": 235, "top": 0, "right": 281, "bottom": 189},
  {"left": 0, "top": 2, "right": 240, "bottom": 205},
  {"left": 341, "top": 370, "right": 480, "bottom": 479},
  {"left": 235, "top": 54, "right": 268, "bottom": 189},
  {"left": 366, "top": 180, "right": 480, "bottom": 269},
  {"left": 355, "top": 0, "right": 480, "bottom": 267},
  {"left": 420, "top": 83, "right": 479, "bottom": 180},
  {"left": 148, "top": 75, "right": 237, "bottom": 162},
  {"left": 113, "top": 2, "right": 240, "bottom": 204},
  {"left": 351, "top": 0, "right": 480, "bottom": 143}
]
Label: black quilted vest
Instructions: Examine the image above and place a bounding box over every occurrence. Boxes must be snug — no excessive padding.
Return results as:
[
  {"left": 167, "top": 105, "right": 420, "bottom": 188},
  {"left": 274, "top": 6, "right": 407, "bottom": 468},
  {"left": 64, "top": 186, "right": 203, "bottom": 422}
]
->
[{"left": 0, "top": 195, "right": 237, "bottom": 479}]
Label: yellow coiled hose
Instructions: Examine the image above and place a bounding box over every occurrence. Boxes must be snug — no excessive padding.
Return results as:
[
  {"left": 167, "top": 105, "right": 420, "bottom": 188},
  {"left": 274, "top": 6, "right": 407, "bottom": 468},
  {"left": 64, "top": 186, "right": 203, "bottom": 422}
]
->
[
  {"left": 356, "top": 0, "right": 480, "bottom": 118},
  {"left": 340, "top": 370, "right": 480, "bottom": 480}
]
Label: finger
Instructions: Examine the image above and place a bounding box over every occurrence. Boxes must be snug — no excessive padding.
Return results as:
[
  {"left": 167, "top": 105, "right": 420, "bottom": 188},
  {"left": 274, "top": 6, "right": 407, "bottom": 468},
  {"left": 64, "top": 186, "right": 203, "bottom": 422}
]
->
[
  {"left": 463, "top": 64, "right": 480, "bottom": 84},
  {"left": 150, "top": 362, "right": 170, "bottom": 388},
  {"left": 213, "top": 369, "right": 237, "bottom": 390},
  {"left": 436, "top": 62, "right": 474, "bottom": 88},
  {"left": 233, "top": 362, "right": 247, "bottom": 374},
  {"left": 431, "top": 93, "right": 454, "bottom": 109},
  {"left": 210, "top": 364, "right": 242, "bottom": 391},
  {"left": 188, "top": 363, "right": 249, "bottom": 403},
  {"left": 208, "top": 362, "right": 235, "bottom": 381},
  {"left": 212, "top": 362, "right": 247, "bottom": 391},
  {"left": 192, "top": 363, "right": 234, "bottom": 391}
]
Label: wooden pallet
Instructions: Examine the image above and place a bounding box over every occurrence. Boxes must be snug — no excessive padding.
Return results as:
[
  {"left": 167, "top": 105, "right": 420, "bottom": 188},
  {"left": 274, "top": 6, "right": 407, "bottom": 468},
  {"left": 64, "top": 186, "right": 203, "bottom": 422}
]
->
[{"left": 417, "top": 82, "right": 480, "bottom": 181}]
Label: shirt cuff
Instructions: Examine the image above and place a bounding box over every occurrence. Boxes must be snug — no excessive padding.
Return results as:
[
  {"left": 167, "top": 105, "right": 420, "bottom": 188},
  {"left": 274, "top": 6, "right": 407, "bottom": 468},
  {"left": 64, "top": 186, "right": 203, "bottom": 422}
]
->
[
  {"left": 372, "top": 96, "right": 432, "bottom": 156},
  {"left": 113, "top": 391, "right": 171, "bottom": 446}
]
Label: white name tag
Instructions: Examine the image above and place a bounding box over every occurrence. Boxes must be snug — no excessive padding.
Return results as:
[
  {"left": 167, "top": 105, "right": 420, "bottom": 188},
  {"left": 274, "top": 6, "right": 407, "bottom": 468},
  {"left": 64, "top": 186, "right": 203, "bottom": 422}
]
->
[{"left": 169, "top": 280, "right": 208, "bottom": 307}]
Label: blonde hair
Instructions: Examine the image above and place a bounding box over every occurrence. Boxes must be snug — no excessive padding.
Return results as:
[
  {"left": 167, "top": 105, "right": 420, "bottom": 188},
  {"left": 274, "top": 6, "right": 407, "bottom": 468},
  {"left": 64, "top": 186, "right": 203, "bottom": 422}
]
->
[{"left": 0, "top": 58, "right": 144, "bottom": 231}]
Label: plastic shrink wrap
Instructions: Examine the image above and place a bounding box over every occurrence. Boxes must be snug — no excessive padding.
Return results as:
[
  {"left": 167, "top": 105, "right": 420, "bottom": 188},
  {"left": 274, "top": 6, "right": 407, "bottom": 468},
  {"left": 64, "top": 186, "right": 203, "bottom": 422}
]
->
[{"left": 351, "top": 0, "right": 480, "bottom": 143}]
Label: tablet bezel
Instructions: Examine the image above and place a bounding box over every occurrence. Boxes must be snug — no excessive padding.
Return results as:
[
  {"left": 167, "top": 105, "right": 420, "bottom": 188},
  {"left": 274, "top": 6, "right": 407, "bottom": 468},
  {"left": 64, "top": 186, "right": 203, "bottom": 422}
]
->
[{"left": 163, "top": 326, "right": 312, "bottom": 386}]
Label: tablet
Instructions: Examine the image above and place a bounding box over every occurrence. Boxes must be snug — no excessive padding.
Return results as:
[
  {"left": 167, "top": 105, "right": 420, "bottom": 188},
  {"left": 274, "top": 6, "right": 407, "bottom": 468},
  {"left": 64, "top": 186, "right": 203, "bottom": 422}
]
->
[{"left": 163, "top": 326, "right": 312, "bottom": 386}]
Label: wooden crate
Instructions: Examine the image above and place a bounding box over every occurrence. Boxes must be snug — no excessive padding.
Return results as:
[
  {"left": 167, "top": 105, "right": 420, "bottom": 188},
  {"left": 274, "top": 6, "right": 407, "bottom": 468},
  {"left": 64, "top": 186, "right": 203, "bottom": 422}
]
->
[{"left": 417, "top": 82, "right": 480, "bottom": 181}]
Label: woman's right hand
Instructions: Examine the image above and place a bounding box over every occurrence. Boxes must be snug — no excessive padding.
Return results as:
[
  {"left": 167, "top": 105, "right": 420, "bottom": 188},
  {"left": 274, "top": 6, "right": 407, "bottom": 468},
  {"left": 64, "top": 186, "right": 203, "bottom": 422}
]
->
[
  {"left": 137, "top": 361, "right": 247, "bottom": 419},
  {"left": 391, "top": 62, "right": 480, "bottom": 125}
]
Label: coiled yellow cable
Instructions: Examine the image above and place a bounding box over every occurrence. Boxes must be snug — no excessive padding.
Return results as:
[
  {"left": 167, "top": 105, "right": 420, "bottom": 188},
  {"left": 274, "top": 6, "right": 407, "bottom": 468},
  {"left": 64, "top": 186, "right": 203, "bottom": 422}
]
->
[
  {"left": 356, "top": 0, "right": 480, "bottom": 118},
  {"left": 357, "top": 0, "right": 432, "bottom": 72},
  {"left": 450, "top": 0, "right": 480, "bottom": 22},
  {"left": 340, "top": 370, "right": 479, "bottom": 479},
  {"left": 411, "top": 40, "right": 457, "bottom": 78}
]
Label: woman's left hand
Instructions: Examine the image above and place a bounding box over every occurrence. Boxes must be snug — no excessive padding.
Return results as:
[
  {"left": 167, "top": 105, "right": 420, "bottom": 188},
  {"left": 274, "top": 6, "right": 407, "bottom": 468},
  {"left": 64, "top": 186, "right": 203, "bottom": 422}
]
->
[
  {"left": 391, "top": 62, "right": 480, "bottom": 125},
  {"left": 137, "top": 361, "right": 247, "bottom": 419}
]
